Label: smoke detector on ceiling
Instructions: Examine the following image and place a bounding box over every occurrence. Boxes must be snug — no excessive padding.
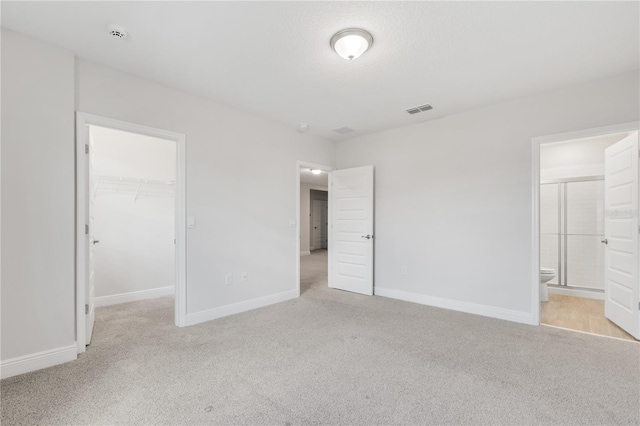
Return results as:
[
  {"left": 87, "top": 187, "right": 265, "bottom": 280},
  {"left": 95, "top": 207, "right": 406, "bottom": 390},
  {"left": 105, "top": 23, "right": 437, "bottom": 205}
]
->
[{"left": 107, "top": 24, "right": 128, "bottom": 40}]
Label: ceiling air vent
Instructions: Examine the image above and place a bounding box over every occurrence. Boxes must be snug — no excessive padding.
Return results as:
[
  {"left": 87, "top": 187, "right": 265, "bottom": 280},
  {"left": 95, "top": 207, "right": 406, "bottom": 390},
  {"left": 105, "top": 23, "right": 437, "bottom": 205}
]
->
[
  {"left": 107, "top": 24, "right": 128, "bottom": 40},
  {"left": 333, "top": 126, "right": 354, "bottom": 134},
  {"left": 406, "top": 104, "right": 433, "bottom": 115}
]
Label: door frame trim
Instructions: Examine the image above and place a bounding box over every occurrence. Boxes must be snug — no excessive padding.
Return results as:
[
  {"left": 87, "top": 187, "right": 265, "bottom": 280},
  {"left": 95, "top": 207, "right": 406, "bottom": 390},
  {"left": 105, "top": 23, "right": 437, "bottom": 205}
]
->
[
  {"left": 531, "top": 121, "right": 639, "bottom": 326},
  {"left": 296, "top": 161, "right": 334, "bottom": 297},
  {"left": 75, "top": 112, "right": 187, "bottom": 354}
]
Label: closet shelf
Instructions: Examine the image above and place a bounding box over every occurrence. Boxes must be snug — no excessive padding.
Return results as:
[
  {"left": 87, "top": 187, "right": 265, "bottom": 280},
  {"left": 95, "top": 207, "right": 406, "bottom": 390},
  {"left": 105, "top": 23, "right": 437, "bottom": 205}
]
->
[{"left": 91, "top": 175, "right": 175, "bottom": 201}]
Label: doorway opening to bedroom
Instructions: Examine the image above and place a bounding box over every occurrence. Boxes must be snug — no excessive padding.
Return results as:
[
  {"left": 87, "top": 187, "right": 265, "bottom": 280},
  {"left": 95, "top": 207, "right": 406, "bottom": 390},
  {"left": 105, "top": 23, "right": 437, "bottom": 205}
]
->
[{"left": 535, "top": 126, "right": 639, "bottom": 341}]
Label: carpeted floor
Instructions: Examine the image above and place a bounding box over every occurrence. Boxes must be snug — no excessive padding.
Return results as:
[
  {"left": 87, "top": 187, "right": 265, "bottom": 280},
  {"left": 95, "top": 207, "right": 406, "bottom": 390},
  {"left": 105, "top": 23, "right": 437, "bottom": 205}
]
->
[{"left": 2, "top": 250, "right": 639, "bottom": 425}]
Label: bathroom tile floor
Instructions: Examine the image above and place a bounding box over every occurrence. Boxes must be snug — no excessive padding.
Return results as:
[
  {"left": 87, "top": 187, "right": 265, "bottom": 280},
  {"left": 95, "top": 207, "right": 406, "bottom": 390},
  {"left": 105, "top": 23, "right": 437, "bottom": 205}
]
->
[{"left": 541, "top": 294, "right": 637, "bottom": 341}]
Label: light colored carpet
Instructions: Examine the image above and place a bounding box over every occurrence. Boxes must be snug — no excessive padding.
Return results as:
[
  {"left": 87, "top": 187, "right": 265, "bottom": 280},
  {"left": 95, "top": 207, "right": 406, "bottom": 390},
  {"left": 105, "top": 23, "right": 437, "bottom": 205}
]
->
[{"left": 2, "top": 250, "right": 639, "bottom": 425}]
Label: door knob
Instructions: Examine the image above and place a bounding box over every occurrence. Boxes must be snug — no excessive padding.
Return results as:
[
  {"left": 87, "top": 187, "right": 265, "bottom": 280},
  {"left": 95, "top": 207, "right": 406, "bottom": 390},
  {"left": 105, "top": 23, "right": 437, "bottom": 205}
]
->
[
  {"left": 601, "top": 238, "right": 608, "bottom": 244},
  {"left": 92, "top": 239, "right": 100, "bottom": 245},
  {"left": 361, "top": 235, "right": 373, "bottom": 240}
]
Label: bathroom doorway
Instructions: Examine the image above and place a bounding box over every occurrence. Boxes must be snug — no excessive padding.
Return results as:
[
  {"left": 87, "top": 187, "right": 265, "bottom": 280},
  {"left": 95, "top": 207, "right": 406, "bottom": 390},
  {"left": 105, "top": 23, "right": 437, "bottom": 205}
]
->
[{"left": 533, "top": 123, "right": 639, "bottom": 341}]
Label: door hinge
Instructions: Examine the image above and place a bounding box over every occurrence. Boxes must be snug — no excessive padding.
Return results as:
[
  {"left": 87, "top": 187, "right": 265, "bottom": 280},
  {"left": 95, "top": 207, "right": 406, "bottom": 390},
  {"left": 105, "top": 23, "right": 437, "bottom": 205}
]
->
[
  {"left": 85, "top": 144, "right": 89, "bottom": 154},
  {"left": 85, "top": 224, "right": 89, "bottom": 235},
  {"left": 85, "top": 304, "right": 89, "bottom": 314}
]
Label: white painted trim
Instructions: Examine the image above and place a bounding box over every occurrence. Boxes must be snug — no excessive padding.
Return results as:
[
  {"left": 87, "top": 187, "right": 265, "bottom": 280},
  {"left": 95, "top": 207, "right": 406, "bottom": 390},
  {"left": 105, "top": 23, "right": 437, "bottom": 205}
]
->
[
  {"left": 1, "top": 344, "right": 77, "bottom": 379},
  {"left": 296, "top": 161, "right": 334, "bottom": 298},
  {"left": 76, "top": 112, "right": 188, "bottom": 355},
  {"left": 300, "top": 251, "right": 311, "bottom": 256},
  {"left": 547, "top": 286, "right": 604, "bottom": 300},
  {"left": 185, "top": 289, "right": 298, "bottom": 326},
  {"left": 94, "top": 286, "right": 175, "bottom": 307},
  {"left": 375, "top": 287, "right": 535, "bottom": 325},
  {"left": 531, "top": 121, "right": 640, "bottom": 327}
]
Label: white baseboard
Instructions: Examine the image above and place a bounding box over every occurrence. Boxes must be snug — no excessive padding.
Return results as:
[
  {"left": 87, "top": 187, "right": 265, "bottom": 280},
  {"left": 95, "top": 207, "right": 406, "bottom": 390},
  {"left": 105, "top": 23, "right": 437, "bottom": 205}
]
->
[
  {"left": 1, "top": 343, "right": 77, "bottom": 379},
  {"left": 300, "top": 251, "right": 311, "bottom": 256},
  {"left": 186, "top": 289, "right": 298, "bottom": 326},
  {"left": 548, "top": 286, "right": 604, "bottom": 300},
  {"left": 94, "top": 285, "right": 175, "bottom": 307},
  {"left": 375, "top": 287, "right": 535, "bottom": 325}
]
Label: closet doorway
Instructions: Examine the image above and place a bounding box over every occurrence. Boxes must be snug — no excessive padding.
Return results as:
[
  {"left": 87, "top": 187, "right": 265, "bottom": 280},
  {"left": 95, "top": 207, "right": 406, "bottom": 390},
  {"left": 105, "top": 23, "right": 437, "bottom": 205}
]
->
[{"left": 76, "top": 113, "right": 187, "bottom": 353}]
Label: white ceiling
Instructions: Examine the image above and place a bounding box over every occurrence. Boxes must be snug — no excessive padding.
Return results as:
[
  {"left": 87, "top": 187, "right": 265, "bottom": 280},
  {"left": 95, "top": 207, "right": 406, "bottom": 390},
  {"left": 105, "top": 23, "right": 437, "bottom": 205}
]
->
[
  {"left": 300, "top": 168, "right": 328, "bottom": 186},
  {"left": 3, "top": 2, "right": 638, "bottom": 141}
]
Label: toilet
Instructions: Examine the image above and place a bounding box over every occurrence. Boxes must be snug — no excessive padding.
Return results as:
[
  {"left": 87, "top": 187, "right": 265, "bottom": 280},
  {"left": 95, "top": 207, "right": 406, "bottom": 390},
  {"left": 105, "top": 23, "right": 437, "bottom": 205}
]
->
[{"left": 540, "top": 268, "right": 555, "bottom": 302}]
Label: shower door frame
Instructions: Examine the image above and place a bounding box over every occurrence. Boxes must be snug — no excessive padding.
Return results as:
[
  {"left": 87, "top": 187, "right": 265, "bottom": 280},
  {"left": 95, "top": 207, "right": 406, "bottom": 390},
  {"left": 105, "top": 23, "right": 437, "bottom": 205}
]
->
[{"left": 540, "top": 175, "right": 604, "bottom": 291}]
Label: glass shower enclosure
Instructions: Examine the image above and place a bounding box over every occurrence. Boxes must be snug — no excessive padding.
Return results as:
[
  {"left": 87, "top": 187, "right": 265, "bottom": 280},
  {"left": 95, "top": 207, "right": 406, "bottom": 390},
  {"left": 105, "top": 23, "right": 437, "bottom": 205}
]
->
[{"left": 540, "top": 177, "right": 605, "bottom": 292}]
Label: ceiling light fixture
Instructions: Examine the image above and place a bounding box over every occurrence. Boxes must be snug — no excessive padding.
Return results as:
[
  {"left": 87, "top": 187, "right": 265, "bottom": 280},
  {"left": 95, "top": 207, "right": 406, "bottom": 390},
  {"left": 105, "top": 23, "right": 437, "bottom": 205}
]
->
[
  {"left": 311, "top": 169, "right": 322, "bottom": 175},
  {"left": 297, "top": 123, "right": 310, "bottom": 133},
  {"left": 330, "top": 28, "right": 373, "bottom": 61}
]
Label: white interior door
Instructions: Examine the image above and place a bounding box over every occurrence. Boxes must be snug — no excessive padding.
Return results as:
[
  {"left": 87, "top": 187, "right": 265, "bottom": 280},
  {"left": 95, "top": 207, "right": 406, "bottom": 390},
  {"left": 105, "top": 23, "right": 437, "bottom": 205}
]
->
[
  {"left": 85, "top": 129, "right": 96, "bottom": 345},
  {"left": 312, "top": 200, "right": 323, "bottom": 251},
  {"left": 329, "top": 165, "right": 374, "bottom": 295},
  {"left": 604, "top": 132, "right": 639, "bottom": 339},
  {"left": 320, "top": 200, "right": 328, "bottom": 249}
]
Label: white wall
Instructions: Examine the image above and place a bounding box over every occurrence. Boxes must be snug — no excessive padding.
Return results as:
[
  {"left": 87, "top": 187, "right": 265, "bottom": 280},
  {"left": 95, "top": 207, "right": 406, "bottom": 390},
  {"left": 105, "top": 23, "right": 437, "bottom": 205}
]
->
[
  {"left": 91, "top": 126, "right": 176, "bottom": 302},
  {"left": 1, "top": 29, "right": 76, "bottom": 366},
  {"left": 540, "top": 134, "right": 625, "bottom": 170},
  {"left": 300, "top": 183, "right": 328, "bottom": 254},
  {"left": 336, "top": 71, "right": 639, "bottom": 323},
  {"left": 75, "top": 59, "right": 337, "bottom": 319},
  {"left": 1, "top": 29, "right": 335, "bottom": 375},
  {"left": 540, "top": 133, "right": 627, "bottom": 180}
]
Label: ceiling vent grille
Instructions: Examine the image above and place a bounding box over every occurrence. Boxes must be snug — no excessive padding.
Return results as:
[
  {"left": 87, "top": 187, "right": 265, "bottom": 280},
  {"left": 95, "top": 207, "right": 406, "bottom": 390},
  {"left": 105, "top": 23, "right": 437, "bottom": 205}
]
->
[
  {"left": 406, "top": 104, "right": 433, "bottom": 115},
  {"left": 333, "top": 126, "right": 354, "bottom": 134},
  {"left": 107, "top": 24, "right": 128, "bottom": 40}
]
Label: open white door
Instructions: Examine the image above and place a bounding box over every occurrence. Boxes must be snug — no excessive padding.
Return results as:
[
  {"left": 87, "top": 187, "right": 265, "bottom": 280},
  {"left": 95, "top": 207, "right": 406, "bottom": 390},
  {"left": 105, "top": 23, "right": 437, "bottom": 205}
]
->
[
  {"left": 329, "top": 165, "right": 374, "bottom": 295},
  {"left": 312, "top": 200, "right": 328, "bottom": 250},
  {"left": 86, "top": 131, "right": 96, "bottom": 345},
  {"left": 77, "top": 121, "right": 96, "bottom": 350},
  {"left": 312, "top": 200, "right": 322, "bottom": 251},
  {"left": 604, "top": 132, "right": 639, "bottom": 339}
]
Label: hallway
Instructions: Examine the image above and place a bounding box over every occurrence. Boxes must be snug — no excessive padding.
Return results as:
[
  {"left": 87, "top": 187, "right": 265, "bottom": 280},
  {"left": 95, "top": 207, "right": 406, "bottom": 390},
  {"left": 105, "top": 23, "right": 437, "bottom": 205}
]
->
[{"left": 300, "top": 249, "right": 327, "bottom": 295}]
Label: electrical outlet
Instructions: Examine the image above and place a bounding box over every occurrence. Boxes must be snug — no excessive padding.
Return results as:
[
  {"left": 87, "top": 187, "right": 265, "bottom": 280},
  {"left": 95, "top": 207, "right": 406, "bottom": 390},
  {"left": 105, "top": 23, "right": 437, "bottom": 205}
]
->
[
  {"left": 225, "top": 273, "right": 233, "bottom": 285},
  {"left": 241, "top": 272, "right": 248, "bottom": 282},
  {"left": 401, "top": 266, "right": 408, "bottom": 275}
]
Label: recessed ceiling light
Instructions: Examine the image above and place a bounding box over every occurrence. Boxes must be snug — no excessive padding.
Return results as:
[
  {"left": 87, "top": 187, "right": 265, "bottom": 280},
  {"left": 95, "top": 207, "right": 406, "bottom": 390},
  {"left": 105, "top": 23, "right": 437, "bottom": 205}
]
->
[
  {"left": 107, "top": 24, "right": 128, "bottom": 40},
  {"left": 311, "top": 169, "right": 322, "bottom": 175},
  {"left": 330, "top": 28, "right": 373, "bottom": 61}
]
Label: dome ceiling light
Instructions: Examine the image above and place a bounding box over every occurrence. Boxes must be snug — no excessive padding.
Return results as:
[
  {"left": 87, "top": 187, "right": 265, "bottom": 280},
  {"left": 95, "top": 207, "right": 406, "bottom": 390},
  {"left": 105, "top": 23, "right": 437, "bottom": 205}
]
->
[{"left": 330, "top": 28, "right": 373, "bottom": 61}]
